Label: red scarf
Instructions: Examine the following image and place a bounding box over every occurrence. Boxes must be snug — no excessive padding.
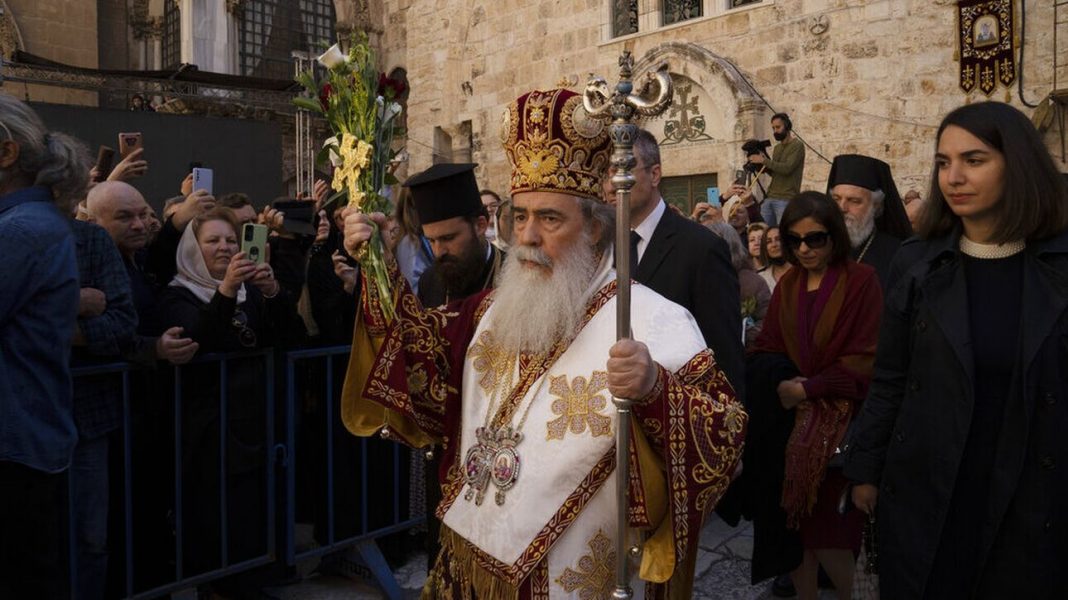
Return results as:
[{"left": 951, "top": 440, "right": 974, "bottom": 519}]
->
[{"left": 752, "top": 261, "right": 882, "bottom": 527}]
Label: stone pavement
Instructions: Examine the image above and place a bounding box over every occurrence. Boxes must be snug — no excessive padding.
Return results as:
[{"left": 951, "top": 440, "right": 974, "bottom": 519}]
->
[{"left": 260, "top": 517, "right": 838, "bottom": 600}]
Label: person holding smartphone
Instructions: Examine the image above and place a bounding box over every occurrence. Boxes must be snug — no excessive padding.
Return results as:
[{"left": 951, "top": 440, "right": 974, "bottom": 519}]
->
[{"left": 153, "top": 207, "right": 305, "bottom": 579}]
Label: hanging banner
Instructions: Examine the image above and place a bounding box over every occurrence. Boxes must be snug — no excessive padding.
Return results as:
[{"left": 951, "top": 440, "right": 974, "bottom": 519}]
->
[{"left": 958, "top": 0, "right": 1016, "bottom": 96}]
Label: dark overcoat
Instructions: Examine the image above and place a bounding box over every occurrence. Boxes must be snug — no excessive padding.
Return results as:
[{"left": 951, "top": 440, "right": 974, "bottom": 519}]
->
[
  {"left": 844, "top": 229, "right": 1068, "bottom": 599},
  {"left": 636, "top": 207, "right": 745, "bottom": 399}
]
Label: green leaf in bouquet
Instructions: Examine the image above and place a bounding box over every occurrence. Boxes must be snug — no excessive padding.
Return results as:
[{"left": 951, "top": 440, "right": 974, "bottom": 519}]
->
[
  {"left": 292, "top": 97, "right": 325, "bottom": 113},
  {"left": 383, "top": 172, "right": 399, "bottom": 186}
]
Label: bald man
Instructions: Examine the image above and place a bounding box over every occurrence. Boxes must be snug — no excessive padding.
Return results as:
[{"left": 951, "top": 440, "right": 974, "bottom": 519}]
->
[
  {"left": 86, "top": 181, "right": 198, "bottom": 365},
  {"left": 87, "top": 182, "right": 152, "bottom": 261}
]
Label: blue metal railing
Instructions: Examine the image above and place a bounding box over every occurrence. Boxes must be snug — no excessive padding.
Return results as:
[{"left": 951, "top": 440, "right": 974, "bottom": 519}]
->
[
  {"left": 283, "top": 345, "right": 424, "bottom": 600},
  {"left": 68, "top": 345, "right": 418, "bottom": 599}
]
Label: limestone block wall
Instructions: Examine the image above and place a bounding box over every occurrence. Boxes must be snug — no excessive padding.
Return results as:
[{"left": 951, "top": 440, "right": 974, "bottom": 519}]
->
[
  {"left": 4, "top": 0, "right": 98, "bottom": 105},
  {"left": 370, "top": 0, "right": 1063, "bottom": 198}
]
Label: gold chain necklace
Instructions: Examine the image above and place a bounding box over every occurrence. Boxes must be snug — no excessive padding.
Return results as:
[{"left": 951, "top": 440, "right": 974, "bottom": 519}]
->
[
  {"left": 855, "top": 231, "right": 876, "bottom": 262},
  {"left": 462, "top": 350, "right": 551, "bottom": 507}
]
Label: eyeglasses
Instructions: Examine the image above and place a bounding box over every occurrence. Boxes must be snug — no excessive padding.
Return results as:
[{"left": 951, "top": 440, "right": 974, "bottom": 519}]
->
[
  {"left": 231, "top": 309, "right": 257, "bottom": 348},
  {"left": 783, "top": 231, "right": 831, "bottom": 250}
]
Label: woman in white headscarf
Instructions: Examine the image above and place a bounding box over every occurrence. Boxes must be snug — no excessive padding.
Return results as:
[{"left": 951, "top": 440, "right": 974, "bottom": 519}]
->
[{"left": 153, "top": 207, "right": 305, "bottom": 579}]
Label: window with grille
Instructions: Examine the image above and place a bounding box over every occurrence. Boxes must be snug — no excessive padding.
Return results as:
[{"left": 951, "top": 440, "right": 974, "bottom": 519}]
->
[
  {"left": 729, "top": 0, "right": 764, "bottom": 8},
  {"left": 162, "top": 0, "right": 181, "bottom": 69},
  {"left": 661, "top": 174, "right": 719, "bottom": 215},
  {"left": 612, "top": 0, "right": 639, "bottom": 38},
  {"left": 238, "top": 0, "right": 337, "bottom": 80},
  {"left": 663, "top": 0, "right": 702, "bottom": 25}
]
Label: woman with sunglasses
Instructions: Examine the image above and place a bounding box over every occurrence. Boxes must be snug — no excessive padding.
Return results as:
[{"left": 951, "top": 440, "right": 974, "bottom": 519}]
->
[
  {"left": 154, "top": 207, "right": 306, "bottom": 579},
  {"left": 746, "top": 191, "right": 883, "bottom": 599},
  {"left": 845, "top": 102, "right": 1068, "bottom": 599}
]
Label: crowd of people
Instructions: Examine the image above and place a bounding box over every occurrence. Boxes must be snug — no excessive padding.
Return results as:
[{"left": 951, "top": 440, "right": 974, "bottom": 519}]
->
[{"left": 2, "top": 84, "right": 1067, "bottom": 600}]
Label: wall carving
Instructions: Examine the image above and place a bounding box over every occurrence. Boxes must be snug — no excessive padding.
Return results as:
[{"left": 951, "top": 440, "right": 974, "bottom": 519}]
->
[{"left": 0, "top": 0, "right": 25, "bottom": 58}]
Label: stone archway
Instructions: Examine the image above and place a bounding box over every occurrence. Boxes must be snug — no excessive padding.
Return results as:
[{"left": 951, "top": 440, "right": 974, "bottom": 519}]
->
[
  {"left": 0, "top": 0, "right": 25, "bottom": 59},
  {"left": 632, "top": 42, "right": 767, "bottom": 198}
]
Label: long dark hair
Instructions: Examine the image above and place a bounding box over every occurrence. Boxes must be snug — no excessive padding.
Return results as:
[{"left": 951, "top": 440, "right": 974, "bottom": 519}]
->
[
  {"left": 779, "top": 191, "right": 852, "bottom": 267},
  {"left": 918, "top": 102, "right": 1068, "bottom": 242}
]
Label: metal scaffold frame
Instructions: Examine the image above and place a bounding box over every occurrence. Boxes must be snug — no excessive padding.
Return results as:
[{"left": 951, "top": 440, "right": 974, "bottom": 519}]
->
[
  {"left": 0, "top": 55, "right": 298, "bottom": 115},
  {"left": 292, "top": 50, "right": 318, "bottom": 198}
]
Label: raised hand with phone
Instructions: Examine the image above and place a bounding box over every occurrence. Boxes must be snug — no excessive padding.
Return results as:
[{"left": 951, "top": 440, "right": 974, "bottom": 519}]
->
[
  {"left": 106, "top": 147, "right": 148, "bottom": 182},
  {"left": 170, "top": 189, "right": 216, "bottom": 231},
  {"left": 220, "top": 251, "right": 278, "bottom": 299}
]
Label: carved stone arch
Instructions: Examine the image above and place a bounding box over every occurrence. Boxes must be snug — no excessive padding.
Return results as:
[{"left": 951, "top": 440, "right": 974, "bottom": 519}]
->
[
  {"left": 0, "top": 0, "right": 26, "bottom": 59},
  {"left": 634, "top": 42, "right": 760, "bottom": 105},
  {"left": 632, "top": 42, "right": 768, "bottom": 185},
  {"left": 633, "top": 42, "right": 766, "bottom": 143}
]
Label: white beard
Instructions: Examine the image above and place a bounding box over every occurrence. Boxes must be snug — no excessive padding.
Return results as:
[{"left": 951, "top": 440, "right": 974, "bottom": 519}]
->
[
  {"left": 489, "top": 235, "right": 597, "bottom": 356},
  {"left": 845, "top": 209, "right": 876, "bottom": 248}
]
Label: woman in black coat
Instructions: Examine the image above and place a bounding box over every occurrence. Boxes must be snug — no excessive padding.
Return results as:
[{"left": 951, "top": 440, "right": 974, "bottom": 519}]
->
[
  {"left": 844, "top": 102, "right": 1068, "bottom": 599},
  {"left": 153, "top": 207, "right": 306, "bottom": 577}
]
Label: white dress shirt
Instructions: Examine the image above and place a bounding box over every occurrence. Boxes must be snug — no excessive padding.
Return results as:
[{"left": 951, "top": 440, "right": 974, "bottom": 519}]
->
[{"left": 630, "top": 198, "right": 667, "bottom": 264}]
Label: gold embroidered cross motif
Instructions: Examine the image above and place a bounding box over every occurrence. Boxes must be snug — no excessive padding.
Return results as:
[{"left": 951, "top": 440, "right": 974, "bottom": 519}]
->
[
  {"left": 555, "top": 529, "right": 615, "bottom": 598},
  {"left": 546, "top": 372, "right": 612, "bottom": 440},
  {"left": 468, "top": 330, "right": 513, "bottom": 394}
]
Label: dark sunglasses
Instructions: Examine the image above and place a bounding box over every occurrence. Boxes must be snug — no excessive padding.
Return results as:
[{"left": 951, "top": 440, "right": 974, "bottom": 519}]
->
[{"left": 783, "top": 231, "right": 831, "bottom": 250}]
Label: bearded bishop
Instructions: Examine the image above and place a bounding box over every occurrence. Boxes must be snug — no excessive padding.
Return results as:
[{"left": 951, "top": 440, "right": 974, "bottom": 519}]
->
[{"left": 340, "top": 88, "right": 747, "bottom": 599}]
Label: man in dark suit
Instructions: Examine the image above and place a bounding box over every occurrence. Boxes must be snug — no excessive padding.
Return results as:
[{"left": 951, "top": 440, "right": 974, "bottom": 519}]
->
[{"left": 604, "top": 129, "right": 745, "bottom": 400}]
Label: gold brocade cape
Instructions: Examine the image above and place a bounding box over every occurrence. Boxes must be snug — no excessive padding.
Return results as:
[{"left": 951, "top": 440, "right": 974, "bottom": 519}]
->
[{"left": 340, "top": 253, "right": 747, "bottom": 599}]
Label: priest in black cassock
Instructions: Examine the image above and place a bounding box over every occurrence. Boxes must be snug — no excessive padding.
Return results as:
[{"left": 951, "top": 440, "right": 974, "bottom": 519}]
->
[
  {"left": 403, "top": 162, "right": 506, "bottom": 567},
  {"left": 406, "top": 163, "right": 505, "bottom": 308},
  {"left": 827, "top": 154, "right": 913, "bottom": 286}
]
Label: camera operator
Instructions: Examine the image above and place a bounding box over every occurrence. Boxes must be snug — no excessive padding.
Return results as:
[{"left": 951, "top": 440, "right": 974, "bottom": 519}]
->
[{"left": 747, "top": 112, "right": 805, "bottom": 226}]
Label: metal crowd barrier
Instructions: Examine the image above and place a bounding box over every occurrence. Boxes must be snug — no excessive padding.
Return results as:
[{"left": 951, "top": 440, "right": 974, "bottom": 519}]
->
[
  {"left": 284, "top": 345, "right": 424, "bottom": 600},
  {"left": 68, "top": 346, "right": 421, "bottom": 600}
]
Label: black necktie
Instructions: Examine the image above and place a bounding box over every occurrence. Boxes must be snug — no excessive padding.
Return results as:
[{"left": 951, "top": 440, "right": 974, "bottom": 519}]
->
[{"left": 629, "top": 230, "right": 641, "bottom": 271}]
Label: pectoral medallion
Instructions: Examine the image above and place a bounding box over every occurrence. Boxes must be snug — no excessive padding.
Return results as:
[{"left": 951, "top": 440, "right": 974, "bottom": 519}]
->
[{"left": 462, "top": 426, "right": 523, "bottom": 506}]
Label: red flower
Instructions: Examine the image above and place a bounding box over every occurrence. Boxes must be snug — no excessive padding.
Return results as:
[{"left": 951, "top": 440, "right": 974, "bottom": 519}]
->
[
  {"left": 319, "top": 83, "right": 333, "bottom": 111},
  {"left": 376, "top": 73, "right": 407, "bottom": 100}
]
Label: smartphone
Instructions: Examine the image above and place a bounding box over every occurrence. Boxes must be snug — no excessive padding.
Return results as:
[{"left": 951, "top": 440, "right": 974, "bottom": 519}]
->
[
  {"left": 191, "top": 167, "right": 214, "bottom": 195},
  {"left": 734, "top": 169, "right": 746, "bottom": 182},
  {"left": 271, "top": 199, "right": 316, "bottom": 237},
  {"left": 94, "top": 146, "right": 115, "bottom": 180},
  {"left": 241, "top": 223, "right": 269, "bottom": 265},
  {"left": 118, "top": 132, "right": 142, "bottom": 158},
  {"left": 706, "top": 187, "right": 721, "bottom": 208}
]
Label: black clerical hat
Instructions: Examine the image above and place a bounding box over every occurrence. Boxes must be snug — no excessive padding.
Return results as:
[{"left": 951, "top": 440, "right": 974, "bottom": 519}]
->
[
  {"left": 403, "top": 163, "right": 483, "bottom": 225},
  {"left": 827, "top": 154, "right": 890, "bottom": 192},
  {"left": 827, "top": 154, "right": 912, "bottom": 239}
]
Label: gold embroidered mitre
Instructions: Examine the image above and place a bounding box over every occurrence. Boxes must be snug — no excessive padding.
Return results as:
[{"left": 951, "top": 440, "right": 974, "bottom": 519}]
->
[{"left": 501, "top": 88, "right": 611, "bottom": 201}]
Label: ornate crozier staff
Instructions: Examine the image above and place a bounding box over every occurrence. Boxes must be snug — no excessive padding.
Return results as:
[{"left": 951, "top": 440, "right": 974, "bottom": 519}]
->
[{"left": 583, "top": 52, "right": 673, "bottom": 600}]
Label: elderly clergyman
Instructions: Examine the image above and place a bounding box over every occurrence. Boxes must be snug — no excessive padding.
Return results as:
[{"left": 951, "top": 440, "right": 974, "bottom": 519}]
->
[
  {"left": 340, "top": 87, "right": 746, "bottom": 598},
  {"left": 827, "top": 153, "right": 913, "bottom": 287}
]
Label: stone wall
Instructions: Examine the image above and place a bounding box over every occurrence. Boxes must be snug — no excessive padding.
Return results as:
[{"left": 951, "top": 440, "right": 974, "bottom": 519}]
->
[
  {"left": 4, "top": 0, "right": 98, "bottom": 105},
  {"left": 369, "top": 0, "right": 1064, "bottom": 198}
]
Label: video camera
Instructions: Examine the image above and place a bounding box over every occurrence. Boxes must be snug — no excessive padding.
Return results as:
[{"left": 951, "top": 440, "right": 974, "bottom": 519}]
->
[{"left": 742, "top": 139, "right": 772, "bottom": 173}]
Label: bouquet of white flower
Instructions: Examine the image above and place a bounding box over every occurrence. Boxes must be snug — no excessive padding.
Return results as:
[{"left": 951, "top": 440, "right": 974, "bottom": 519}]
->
[{"left": 294, "top": 34, "right": 406, "bottom": 321}]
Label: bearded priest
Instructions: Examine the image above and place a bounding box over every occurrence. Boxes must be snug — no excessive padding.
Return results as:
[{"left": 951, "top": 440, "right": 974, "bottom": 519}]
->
[{"left": 340, "top": 87, "right": 747, "bottom": 599}]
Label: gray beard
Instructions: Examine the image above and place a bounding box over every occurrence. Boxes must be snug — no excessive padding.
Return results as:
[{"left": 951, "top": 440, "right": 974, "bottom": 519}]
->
[
  {"left": 846, "top": 211, "right": 876, "bottom": 249},
  {"left": 489, "top": 235, "right": 597, "bottom": 356}
]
